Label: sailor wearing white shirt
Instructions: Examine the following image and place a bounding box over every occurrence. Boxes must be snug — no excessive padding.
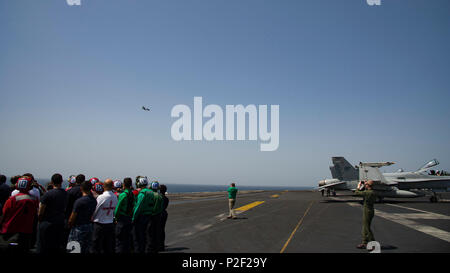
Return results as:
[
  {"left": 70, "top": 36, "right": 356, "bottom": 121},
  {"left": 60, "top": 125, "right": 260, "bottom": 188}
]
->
[
  {"left": 91, "top": 179, "right": 118, "bottom": 253},
  {"left": 11, "top": 186, "right": 41, "bottom": 201}
]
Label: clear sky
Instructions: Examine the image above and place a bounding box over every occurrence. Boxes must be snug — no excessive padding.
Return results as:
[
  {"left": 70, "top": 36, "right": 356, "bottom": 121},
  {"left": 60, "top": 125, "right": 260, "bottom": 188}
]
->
[{"left": 0, "top": 0, "right": 449, "bottom": 187}]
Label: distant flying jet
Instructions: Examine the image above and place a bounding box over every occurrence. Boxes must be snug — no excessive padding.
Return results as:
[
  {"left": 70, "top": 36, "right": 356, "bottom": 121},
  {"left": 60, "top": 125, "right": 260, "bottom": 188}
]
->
[{"left": 142, "top": 106, "right": 150, "bottom": 111}]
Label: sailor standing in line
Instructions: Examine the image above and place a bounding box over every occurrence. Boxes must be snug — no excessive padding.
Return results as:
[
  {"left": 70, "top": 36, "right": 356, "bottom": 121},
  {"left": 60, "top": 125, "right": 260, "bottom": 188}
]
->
[
  {"left": 146, "top": 181, "right": 164, "bottom": 253},
  {"left": 132, "top": 176, "right": 152, "bottom": 253},
  {"left": 91, "top": 179, "right": 117, "bottom": 253},
  {"left": 114, "top": 178, "right": 135, "bottom": 253},
  {"left": 159, "top": 184, "right": 169, "bottom": 252}
]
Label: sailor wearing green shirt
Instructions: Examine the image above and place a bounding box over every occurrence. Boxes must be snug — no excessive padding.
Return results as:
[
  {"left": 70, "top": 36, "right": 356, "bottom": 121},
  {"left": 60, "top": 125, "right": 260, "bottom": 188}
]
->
[
  {"left": 227, "top": 183, "right": 238, "bottom": 219},
  {"left": 146, "top": 181, "right": 164, "bottom": 253},
  {"left": 113, "top": 177, "right": 135, "bottom": 253},
  {"left": 132, "top": 176, "right": 152, "bottom": 253},
  {"left": 354, "top": 180, "right": 377, "bottom": 249}
]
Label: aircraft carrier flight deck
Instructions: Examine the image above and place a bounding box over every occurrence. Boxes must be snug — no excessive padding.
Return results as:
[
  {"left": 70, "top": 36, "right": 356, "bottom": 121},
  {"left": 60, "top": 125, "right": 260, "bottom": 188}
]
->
[{"left": 162, "top": 190, "right": 450, "bottom": 253}]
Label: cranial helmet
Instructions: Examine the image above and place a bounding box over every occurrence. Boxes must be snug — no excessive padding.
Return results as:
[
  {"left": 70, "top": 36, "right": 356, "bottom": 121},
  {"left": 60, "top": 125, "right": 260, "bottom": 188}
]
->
[
  {"left": 113, "top": 180, "right": 122, "bottom": 189},
  {"left": 16, "top": 176, "right": 33, "bottom": 193},
  {"left": 151, "top": 181, "right": 160, "bottom": 190},
  {"left": 92, "top": 182, "right": 104, "bottom": 194},
  {"left": 89, "top": 177, "right": 100, "bottom": 185},
  {"left": 137, "top": 176, "right": 148, "bottom": 188},
  {"left": 68, "top": 175, "right": 76, "bottom": 185}
]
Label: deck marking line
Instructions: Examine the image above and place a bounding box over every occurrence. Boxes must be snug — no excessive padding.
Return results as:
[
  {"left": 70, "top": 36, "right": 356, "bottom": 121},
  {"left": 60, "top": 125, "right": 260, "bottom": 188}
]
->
[
  {"left": 385, "top": 203, "right": 450, "bottom": 218},
  {"left": 345, "top": 202, "right": 450, "bottom": 243},
  {"left": 235, "top": 201, "right": 265, "bottom": 211},
  {"left": 280, "top": 201, "right": 314, "bottom": 253}
]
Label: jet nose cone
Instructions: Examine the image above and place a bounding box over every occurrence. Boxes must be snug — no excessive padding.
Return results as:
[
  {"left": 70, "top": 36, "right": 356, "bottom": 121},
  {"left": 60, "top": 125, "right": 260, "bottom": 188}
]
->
[{"left": 318, "top": 180, "right": 326, "bottom": 187}]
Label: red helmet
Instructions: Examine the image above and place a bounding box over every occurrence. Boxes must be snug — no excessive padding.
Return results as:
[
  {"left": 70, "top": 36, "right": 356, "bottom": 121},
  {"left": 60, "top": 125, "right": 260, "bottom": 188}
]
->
[
  {"left": 89, "top": 177, "right": 100, "bottom": 185},
  {"left": 16, "top": 176, "right": 33, "bottom": 193},
  {"left": 92, "top": 182, "right": 104, "bottom": 194}
]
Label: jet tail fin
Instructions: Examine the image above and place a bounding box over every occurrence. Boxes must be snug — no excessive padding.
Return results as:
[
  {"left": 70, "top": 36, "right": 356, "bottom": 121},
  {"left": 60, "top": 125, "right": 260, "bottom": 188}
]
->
[
  {"left": 359, "top": 162, "right": 395, "bottom": 184},
  {"left": 330, "top": 157, "right": 359, "bottom": 181}
]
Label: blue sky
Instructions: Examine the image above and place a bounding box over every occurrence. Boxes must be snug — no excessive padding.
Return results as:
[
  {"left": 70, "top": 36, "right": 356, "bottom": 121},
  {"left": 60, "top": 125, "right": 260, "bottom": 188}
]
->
[{"left": 0, "top": 0, "right": 449, "bottom": 187}]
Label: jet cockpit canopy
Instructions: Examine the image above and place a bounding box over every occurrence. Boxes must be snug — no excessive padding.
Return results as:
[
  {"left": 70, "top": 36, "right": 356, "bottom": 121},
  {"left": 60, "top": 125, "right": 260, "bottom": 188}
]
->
[{"left": 418, "top": 159, "right": 439, "bottom": 172}]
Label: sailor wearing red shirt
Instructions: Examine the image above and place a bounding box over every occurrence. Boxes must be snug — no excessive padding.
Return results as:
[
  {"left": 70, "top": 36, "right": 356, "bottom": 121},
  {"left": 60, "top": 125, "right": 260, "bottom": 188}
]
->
[
  {"left": 91, "top": 180, "right": 104, "bottom": 199},
  {"left": 0, "top": 176, "right": 39, "bottom": 252}
]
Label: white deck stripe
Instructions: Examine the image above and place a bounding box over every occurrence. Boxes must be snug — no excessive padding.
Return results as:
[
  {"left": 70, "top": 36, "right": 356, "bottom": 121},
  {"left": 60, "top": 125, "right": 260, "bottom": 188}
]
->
[
  {"left": 386, "top": 213, "right": 450, "bottom": 220},
  {"left": 345, "top": 202, "right": 450, "bottom": 243},
  {"left": 385, "top": 203, "right": 449, "bottom": 216}
]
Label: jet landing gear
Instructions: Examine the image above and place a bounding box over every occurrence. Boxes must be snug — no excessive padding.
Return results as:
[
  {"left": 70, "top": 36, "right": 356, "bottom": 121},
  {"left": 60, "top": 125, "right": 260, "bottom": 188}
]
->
[{"left": 430, "top": 192, "right": 440, "bottom": 203}]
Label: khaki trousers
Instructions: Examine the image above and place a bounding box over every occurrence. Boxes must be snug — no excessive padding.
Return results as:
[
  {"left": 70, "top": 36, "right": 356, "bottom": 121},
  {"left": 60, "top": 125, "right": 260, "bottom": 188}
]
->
[{"left": 228, "top": 199, "right": 236, "bottom": 217}]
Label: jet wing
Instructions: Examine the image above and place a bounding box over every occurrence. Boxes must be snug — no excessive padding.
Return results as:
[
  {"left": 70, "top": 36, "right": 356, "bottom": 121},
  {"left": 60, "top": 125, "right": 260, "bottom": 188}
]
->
[{"left": 317, "top": 181, "right": 347, "bottom": 190}]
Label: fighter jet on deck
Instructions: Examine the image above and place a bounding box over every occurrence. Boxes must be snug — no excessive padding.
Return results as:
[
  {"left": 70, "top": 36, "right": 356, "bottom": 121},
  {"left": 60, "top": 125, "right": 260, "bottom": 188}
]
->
[
  {"left": 142, "top": 106, "right": 150, "bottom": 111},
  {"left": 318, "top": 157, "right": 450, "bottom": 202}
]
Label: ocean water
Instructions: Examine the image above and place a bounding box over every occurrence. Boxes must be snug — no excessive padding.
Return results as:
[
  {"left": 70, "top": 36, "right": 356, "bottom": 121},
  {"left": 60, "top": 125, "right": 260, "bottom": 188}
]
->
[
  {"left": 158, "top": 184, "right": 313, "bottom": 194},
  {"left": 24, "top": 179, "right": 312, "bottom": 193}
]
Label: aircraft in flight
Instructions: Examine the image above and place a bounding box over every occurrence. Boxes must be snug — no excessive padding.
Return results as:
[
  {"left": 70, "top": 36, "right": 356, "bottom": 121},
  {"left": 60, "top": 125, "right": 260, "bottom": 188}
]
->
[
  {"left": 142, "top": 106, "right": 150, "bottom": 111},
  {"left": 318, "top": 157, "right": 450, "bottom": 202}
]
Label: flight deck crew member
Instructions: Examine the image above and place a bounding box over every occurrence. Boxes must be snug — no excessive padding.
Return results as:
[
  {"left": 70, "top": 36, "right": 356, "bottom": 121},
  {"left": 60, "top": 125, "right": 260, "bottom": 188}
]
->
[
  {"left": 114, "top": 177, "right": 135, "bottom": 253},
  {"left": 113, "top": 180, "right": 123, "bottom": 197},
  {"left": 227, "top": 183, "right": 238, "bottom": 219},
  {"left": 159, "top": 184, "right": 169, "bottom": 252},
  {"left": 355, "top": 180, "right": 377, "bottom": 249},
  {"left": 132, "top": 176, "right": 152, "bottom": 253},
  {"left": 146, "top": 181, "right": 164, "bottom": 253},
  {"left": 0, "top": 176, "right": 39, "bottom": 252}
]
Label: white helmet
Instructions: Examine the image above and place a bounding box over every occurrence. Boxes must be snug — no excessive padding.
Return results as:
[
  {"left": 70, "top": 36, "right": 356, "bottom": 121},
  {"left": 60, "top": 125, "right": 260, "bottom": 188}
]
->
[
  {"left": 113, "top": 180, "right": 122, "bottom": 189},
  {"left": 136, "top": 176, "right": 148, "bottom": 188}
]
